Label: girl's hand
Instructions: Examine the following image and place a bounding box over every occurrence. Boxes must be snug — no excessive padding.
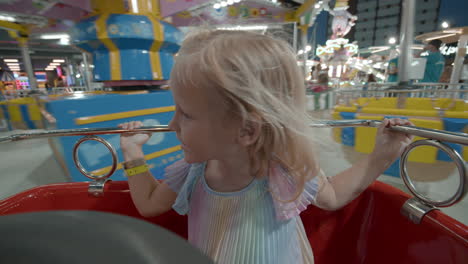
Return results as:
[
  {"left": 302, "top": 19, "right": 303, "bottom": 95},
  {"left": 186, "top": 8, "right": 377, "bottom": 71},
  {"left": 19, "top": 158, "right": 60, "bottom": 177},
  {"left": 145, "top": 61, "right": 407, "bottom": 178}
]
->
[
  {"left": 119, "top": 121, "right": 151, "bottom": 157},
  {"left": 372, "top": 118, "right": 414, "bottom": 165}
]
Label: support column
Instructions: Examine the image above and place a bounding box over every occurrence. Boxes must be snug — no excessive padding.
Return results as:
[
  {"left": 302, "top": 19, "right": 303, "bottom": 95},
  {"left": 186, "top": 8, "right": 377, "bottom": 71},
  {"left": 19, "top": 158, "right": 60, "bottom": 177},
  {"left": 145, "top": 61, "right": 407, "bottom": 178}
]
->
[
  {"left": 293, "top": 22, "right": 298, "bottom": 52},
  {"left": 81, "top": 52, "right": 92, "bottom": 91},
  {"left": 398, "top": 0, "right": 415, "bottom": 85},
  {"left": 20, "top": 42, "right": 37, "bottom": 90},
  {"left": 301, "top": 26, "right": 309, "bottom": 78},
  {"left": 449, "top": 34, "right": 468, "bottom": 86},
  {"left": 396, "top": 0, "right": 415, "bottom": 108}
]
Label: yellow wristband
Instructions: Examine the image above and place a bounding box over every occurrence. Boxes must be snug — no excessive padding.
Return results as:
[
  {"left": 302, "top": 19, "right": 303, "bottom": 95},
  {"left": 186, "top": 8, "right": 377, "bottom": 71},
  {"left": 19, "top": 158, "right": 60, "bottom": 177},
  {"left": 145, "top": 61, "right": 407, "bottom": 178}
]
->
[{"left": 125, "top": 164, "right": 149, "bottom": 177}]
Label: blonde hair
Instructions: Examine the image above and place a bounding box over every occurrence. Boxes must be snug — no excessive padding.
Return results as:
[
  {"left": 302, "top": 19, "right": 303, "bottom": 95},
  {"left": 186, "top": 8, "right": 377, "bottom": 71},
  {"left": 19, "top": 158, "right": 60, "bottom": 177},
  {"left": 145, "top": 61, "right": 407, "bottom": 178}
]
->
[{"left": 170, "top": 30, "right": 319, "bottom": 201}]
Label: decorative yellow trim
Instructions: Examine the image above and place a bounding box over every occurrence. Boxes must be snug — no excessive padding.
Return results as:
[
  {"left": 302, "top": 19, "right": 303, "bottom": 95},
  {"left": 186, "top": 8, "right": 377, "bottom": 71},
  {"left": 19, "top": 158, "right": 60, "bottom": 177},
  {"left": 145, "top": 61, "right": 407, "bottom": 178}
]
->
[
  {"left": 147, "top": 16, "right": 164, "bottom": 80},
  {"left": 7, "top": 104, "right": 22, "bottom": 122},
  {"left": 151, "top": 0, "right": 161, "bottom": 17},
  {"left": 96, "top": 14, "right": 122, "bottom": 80},
  {"left": 75, "top": 106, "right": 175, "bottom": 125},
  {"left": 294, "top": 0, "right": 317, "bottom": 20},
  {"left": 334, "top": 106, "right": 468, "bottom": 119},
  {"left": 145, "top": 145, "right": 181, "bottom": 160},
  {"left": 28, "top": 103, "right": 41, "bottom": 121},
  {"left": 0, "top": 21, "right": 29, "bottom": 35},
  {"left": 298, "top": 24, "right": 309, "bottom": 33},
  {"left": 91, "top": 0, "right": 126, "bottom": 14},
  {"left": 91, "top": 145, "right": 182, "bottom": 175}
]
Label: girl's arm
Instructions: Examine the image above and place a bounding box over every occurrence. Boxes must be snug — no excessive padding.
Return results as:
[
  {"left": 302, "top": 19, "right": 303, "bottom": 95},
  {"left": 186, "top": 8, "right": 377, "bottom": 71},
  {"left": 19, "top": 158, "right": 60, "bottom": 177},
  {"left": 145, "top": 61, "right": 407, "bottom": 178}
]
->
[
  {"left": 314, "top": 118, "right": 413, "bottom": 210},
  {"left": 120, "top": 122, "right": 177, "bottom": 217}
]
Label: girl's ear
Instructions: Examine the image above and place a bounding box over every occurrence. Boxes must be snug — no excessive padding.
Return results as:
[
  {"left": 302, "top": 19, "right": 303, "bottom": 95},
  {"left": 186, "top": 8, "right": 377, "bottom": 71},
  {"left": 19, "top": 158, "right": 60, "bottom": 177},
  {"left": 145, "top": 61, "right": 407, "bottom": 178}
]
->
[{"left": 237, "top": 116, "right": 261, "bottom": 147}]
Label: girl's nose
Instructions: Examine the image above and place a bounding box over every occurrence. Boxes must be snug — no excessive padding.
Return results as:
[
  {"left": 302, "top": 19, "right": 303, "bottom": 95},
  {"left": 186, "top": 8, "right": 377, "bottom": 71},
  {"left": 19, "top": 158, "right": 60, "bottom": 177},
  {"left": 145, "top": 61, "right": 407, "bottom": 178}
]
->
[{"left": 168, "top": 114, "right": 179, "bottom": 132}]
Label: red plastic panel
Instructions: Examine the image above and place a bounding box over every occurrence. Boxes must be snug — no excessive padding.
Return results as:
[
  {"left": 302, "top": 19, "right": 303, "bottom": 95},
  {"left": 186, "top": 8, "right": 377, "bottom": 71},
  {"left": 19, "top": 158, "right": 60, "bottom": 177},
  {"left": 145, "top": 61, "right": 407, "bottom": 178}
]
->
[
  {"left": 0, "top": 181, "right": 188, "bottom": 239},
  {"left": 1, "top": 181, "right": 466, "bottom": 263},
  {"left": 302, "top": 182, "right": 468, "bottom": 264}
]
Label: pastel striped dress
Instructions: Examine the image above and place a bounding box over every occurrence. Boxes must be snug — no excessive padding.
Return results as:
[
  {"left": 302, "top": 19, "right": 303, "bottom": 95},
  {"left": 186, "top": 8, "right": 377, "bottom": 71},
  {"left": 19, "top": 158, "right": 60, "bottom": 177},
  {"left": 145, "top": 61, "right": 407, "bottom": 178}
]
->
[{"left": 165, "top": 160, "right": 320, "bottom": 264}]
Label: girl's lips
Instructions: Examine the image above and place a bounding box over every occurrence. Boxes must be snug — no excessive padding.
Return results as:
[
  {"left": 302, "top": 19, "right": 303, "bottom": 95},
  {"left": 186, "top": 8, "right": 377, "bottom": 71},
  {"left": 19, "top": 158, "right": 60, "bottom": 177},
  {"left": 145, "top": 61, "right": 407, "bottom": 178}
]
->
[{"left": 180, "top": 143, "right": 188, "bottom": 152}]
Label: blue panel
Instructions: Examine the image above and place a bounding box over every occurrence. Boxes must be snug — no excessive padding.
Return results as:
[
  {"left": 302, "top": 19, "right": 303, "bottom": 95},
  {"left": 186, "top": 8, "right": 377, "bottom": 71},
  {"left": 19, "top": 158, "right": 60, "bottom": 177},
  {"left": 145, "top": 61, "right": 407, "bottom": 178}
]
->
[
  {"left": 339, "top": 112, "right": 356, "bottom": 146},
  {"left": 70, "top": 16, "right": 99, "bottom": 48},
  {"left": 384, "top": 115, "right": 408, "bottom": 120},
  {"left": 93, "top": 52, "right": 111, "bottom": 81},
  {"left": 314, "top": 12, "right": 329, "bottom": 46},
  {"left": 161, "top": 21, "right": 182, "bottom": 53},
  {"left": 438, "top": 118, "right": 467, "bottom": 161},
  {"left": 119, "top": 49, "right": 153, "bottom": 80},
  {"left": 74, "top": 43, "right": 94, "bottom": 53},
  {"left": 160, "top": 52, "right": 174, "bottom": 80},
  {"left": 19, "top": 105, "right": 35, "bottom": 129},
  {"left": 384, "top": 158, "right": 400, "bottom": 178},
  {"left": 107, "top": 14, "right": 154, "bottom": 40},
  {"left": 46, "top": 91, "right": 180, "bottom": 182}
]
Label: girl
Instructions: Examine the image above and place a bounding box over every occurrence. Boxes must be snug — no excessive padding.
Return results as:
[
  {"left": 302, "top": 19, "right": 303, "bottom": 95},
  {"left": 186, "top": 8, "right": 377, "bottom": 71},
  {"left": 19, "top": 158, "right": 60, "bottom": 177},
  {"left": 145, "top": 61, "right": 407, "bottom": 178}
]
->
[{"left": 119, "top": 30, "right": 413, "bottom": 264}]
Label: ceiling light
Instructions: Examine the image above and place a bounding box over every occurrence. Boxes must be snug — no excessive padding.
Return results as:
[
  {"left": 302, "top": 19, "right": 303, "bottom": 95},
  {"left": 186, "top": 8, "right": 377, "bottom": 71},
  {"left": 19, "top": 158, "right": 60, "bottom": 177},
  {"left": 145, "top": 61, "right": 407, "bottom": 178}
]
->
[
  {"left": 53, "top": 59, "right": 65, "bottom": 63},
  {"left": 40, "top": 33, "right": 69, "bottom": 40},
  {"left": 4, "top": 59, "right": 18, "bottom": 62},
  {"left": 50, "top": 63, "right": 61, "bottom": 66},
  {"left": 0, "top": 15, "right": 16, "bottom": 22},
  {"left": 441, "top": 21, "right": 449, "bottom": 29},
  {"left": 59, "top": 37, "right": 70, "bottom": 45}
]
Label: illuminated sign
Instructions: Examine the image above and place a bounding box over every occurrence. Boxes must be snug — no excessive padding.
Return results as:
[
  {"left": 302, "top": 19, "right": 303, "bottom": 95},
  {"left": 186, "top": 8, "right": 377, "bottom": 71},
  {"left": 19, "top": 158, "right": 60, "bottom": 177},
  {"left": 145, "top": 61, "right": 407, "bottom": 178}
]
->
[{"left": 440, "top": 45, "right": 468, "bottom": 56}]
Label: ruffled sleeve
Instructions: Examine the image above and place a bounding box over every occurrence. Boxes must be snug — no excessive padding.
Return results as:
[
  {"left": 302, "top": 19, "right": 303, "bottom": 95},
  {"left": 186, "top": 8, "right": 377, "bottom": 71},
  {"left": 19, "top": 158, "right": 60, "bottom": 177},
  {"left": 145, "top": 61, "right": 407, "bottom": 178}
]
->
[
  {"left": 269, "top": 164, "right": 325, "bottom": 221},
  {"left": 164, "top": 160, "right": 202, "bottom": 215}
]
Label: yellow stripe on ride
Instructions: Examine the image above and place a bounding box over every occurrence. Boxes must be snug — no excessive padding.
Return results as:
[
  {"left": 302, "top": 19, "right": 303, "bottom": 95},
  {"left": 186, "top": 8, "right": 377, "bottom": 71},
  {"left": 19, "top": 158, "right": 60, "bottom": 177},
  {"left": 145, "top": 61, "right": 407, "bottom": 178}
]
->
[
  {"left": 96, "top": 14, "right": 122, "bottom": 80},
  {"left": 75, "top": 106, "right": 175, "bottom": 125},
  {"left": 91, "top": 145, "right": 182, "bottom": 175}
]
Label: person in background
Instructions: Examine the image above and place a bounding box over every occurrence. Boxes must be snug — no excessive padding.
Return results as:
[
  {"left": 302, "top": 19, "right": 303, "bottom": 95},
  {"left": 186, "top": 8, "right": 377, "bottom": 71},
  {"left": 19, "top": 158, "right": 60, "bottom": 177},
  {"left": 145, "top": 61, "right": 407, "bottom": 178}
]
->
[
  {"left": 363, "top": 74, "right": 377, "bottom": 97},
  {"left": 367, "top": 73, "right": 377, "bottom": 83},
  {"left": 417, "top": 39, "right": 445, "bottom": 83},
  {"left": 386, "top": 49, "right": 400, "bottom": 83},
  {"left": 387, "top": 57, "right": 398, "bottom": 82},
  {"left": 310, "top": 73, "right": 330, "bottom": 92},
  {"left": 54, "top": 76, "right": 65, "bottom": 88},
  {"left": 438, "top": 58, "right": 454, "bottom": 84},
  {"left": 310, "top": 66, "right": 319, "bottom": 82},
  {"left": 0, "top": 81, "right": 5, "bottom": 101}
]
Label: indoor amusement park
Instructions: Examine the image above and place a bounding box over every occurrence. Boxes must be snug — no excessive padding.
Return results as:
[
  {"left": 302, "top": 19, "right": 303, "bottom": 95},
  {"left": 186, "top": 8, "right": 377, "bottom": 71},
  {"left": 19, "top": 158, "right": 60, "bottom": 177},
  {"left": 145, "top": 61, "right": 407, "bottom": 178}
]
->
[{"left": 0, "top": 0, "right": 466, "bottom": 263}]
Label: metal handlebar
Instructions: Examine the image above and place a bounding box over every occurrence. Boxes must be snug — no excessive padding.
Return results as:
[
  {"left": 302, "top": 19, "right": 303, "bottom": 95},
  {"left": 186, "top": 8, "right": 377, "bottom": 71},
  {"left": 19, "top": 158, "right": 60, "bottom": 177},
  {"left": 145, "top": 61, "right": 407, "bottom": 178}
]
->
[
  {"left": 0, "top": 126, "right": 171, "bottom": 144},
  {"left": 1, "top": 119, "right": 466, "bottom": 219},
  {"left": 1, "top": 120, "right": 467, "bottom": 145}
]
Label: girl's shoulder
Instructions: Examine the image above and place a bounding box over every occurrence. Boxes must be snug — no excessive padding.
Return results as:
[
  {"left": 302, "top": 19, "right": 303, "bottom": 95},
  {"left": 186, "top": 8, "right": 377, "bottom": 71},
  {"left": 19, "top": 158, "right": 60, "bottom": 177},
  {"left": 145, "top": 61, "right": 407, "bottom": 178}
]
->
[
  {"left": 268, "top": 163, "right": 321, "bottom": 221},
  {"left": 164, "top": 160, "right": 205, "bottom": 215},
  {"left": 164, "top": 160, "right": 204, "bottom": 192}
]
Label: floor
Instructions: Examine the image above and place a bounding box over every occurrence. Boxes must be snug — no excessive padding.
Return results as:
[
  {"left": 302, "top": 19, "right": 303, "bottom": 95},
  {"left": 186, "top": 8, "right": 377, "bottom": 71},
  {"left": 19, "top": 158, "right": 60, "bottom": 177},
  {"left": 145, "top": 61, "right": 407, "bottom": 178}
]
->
[{"left": 0, "top": 111, "right": 466, "bottom": 225}]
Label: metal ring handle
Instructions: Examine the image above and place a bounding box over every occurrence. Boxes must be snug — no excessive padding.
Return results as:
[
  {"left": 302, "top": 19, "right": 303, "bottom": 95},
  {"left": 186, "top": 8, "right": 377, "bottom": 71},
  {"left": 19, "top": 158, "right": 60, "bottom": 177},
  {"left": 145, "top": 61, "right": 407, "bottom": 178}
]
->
[
  {"left": 72, "top": 135, "right": 118, "bottom": 180},
  {"left": 400, "top": 139, "right": 467, "bottom": 207}
]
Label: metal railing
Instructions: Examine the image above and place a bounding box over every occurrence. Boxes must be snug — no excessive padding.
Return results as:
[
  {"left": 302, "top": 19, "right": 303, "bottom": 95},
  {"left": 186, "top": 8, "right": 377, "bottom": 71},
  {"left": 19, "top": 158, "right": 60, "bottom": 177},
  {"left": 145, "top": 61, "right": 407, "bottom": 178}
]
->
[{"left": 0, "top": 119, "right": 466, "bottom": 221}]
